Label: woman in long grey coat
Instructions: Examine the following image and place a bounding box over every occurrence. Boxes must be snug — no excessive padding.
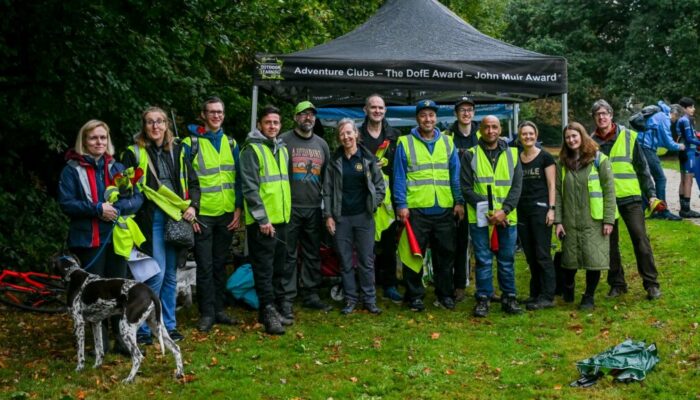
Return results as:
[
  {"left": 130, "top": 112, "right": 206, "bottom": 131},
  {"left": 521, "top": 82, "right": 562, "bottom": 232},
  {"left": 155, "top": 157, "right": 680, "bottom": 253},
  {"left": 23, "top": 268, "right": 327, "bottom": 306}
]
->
[{"left": 554, "top": 122, "right": 616, "bottom": 309}]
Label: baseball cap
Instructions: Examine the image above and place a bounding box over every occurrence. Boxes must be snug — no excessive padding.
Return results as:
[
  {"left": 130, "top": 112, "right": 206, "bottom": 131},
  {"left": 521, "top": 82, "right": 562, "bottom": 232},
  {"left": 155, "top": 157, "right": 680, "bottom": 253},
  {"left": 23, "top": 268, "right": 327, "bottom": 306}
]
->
[
  {"left": 415, "top": 99, "right": 438, "bottom": 115},
  {"left": 454, "top": 97, "right": 475, "bottom": 111},
  {"left": 294, "top": 101, "right": 317, "bottom": 115}
]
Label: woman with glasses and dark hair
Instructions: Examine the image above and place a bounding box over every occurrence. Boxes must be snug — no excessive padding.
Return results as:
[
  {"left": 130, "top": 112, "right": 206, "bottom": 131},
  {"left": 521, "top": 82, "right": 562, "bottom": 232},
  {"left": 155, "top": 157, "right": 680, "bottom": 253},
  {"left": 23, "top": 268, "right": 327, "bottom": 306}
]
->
[
  {"left": 554, "top": 122, "right": 616, "bottom": 310},
  {"left": 516, "top": 121, "right": 557, "bottom": 311},
  {"left": 122, "top": 107, "right": 200, "bottom": 344},
  {"left": 59, "top": 119, "right": 143, "bottom": 354},
  {"left": 323, "top": 118, "right": 385, "bottom": 316}
]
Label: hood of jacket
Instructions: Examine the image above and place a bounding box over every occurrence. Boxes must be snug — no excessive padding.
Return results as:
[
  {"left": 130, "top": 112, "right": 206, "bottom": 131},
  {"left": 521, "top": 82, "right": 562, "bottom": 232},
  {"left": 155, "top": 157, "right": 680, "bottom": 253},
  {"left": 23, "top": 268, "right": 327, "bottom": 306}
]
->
[
  {"left": 245, "top": 129, "right": 285, "bottom": 153},
  {"left": 64, "top": 148, "right": 113, "bottom": 168}
]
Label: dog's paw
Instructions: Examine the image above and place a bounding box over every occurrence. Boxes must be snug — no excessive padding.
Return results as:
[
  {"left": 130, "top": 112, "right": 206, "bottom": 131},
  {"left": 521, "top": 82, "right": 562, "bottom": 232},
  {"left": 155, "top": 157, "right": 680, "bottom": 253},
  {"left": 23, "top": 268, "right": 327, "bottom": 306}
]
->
[
  {"left": 75, "top": 364, "right": 84, "bottom": 372},
  {"left": 122, "top": 377, "right": 135, "bottom": 384},
  {"left": 175, "top": 371, "right": 184, "bottom": 380}
]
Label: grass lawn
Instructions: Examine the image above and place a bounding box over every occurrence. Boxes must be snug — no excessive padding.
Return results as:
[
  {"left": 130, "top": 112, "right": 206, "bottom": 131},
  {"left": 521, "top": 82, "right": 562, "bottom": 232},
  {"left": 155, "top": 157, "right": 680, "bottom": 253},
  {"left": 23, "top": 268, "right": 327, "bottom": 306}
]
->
[{"left": 1, "top": 219, "right": 699, "bottom": 399}]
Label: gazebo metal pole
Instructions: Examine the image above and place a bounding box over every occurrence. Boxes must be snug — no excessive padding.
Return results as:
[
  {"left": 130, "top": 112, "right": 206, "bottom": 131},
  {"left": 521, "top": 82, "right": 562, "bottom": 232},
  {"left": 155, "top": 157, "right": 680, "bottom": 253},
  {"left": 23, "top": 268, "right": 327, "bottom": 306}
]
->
[
  {"left": 562, "top": 93, "right": 568, "bottom": 129},
  {"left": 250, "top": 85, "right": 259, "bottom": 133}
]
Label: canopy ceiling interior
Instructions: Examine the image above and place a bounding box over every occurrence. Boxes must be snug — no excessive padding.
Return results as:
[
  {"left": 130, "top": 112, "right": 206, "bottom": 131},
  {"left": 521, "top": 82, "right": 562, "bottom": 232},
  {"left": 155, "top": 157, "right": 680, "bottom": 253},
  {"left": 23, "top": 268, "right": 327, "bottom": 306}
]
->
[{"left": 253, "top": 0, "right": 567, "bottom": 107}]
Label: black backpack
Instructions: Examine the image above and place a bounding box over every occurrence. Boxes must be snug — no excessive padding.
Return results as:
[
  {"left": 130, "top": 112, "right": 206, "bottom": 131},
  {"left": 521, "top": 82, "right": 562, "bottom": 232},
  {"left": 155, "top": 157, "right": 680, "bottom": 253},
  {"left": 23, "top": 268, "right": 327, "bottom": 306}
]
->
[{"left": 629, "top": 105, "right": 661, "bottom": 131}]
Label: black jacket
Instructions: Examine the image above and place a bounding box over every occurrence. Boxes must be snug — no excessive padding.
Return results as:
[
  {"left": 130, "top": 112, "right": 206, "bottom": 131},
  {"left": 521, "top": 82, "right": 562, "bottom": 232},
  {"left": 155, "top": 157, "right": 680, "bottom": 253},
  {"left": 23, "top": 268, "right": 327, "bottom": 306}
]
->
[{"left": 323, "top": 144, "right": 386, "bottom": 220}]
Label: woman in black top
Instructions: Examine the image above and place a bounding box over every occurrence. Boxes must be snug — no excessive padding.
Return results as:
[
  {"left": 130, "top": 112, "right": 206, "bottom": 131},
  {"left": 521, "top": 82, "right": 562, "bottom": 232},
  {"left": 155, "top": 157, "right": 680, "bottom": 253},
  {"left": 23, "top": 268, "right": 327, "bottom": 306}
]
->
[
  {"left": 516, "top": 121, "right": 556, "bottom": 310},
  {"left": 323, "top": 118, "right": 385, "bottom": 315}
]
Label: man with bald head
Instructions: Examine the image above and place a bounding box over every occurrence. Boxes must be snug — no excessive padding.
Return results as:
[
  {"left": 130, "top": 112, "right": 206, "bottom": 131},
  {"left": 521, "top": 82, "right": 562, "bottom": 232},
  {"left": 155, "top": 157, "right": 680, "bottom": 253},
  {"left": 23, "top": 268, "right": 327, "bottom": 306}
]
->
[{"left": 461, "top": 116, "right": 523, "bottom": 318}]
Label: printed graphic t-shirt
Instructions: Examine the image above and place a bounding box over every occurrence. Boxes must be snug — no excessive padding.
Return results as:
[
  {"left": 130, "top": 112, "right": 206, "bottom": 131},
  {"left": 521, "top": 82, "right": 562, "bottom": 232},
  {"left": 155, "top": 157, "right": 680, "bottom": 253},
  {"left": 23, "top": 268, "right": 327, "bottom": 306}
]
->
[
  {"left": 517, "top": 150, "right": 555, "bottom": 212},
  {"left": 280, "top": 130, "right": 330, "bottom": 208}
]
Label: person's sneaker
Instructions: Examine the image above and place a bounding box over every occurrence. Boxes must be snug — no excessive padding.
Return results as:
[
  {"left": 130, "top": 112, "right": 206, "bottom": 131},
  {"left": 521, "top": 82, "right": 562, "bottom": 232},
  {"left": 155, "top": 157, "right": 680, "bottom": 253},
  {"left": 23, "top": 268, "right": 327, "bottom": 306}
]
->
[
  {"left": 473, "top": 297, "right": 490, "bottom": 317},
  {"left": 526, "top": 297, "right": 555, "bottom": 311},
  {"left": 646, "top": 286, "right": 662, "bottom": 300},
  {"left": 501, "top": 295, "right": 523, "bottom": 315},
  {"left": 434, "top": 297, "right": 455, "bottom": 310},
  {"left": 454, "top": 288, "right": 466, "bottom": 303},
  {"left": 167, "top": 329, "right": 185, "bottom": 342},
  {"left": 137, "top": 333, "right": 153, "bottom": 346},
  {"left": 273, "top": 307, "right": 294, "bottom": 326},
  {"left": 302, "top": 298, "right": 333, "bottom": 312},
  {"left": 340, "top": 302, "right": 356, "bottom": 315},
  {"left": 215, "top": 312, "right": 238, "bottom": 325},
  {"left": 579, "top": 294, "right": 595, "bottom": 310},
  {"left": 383, "top": 286, "right": 403, "bottom": 303},
  {"left": 260, "top": 305, "right": 285, "bottom": 335},
  {"left": 408, "top": 298, "right": 425, "bottom": 312},
  {"left": 663, "top": 211, "right": 683, "bottom": 221},
  {"left": 277, "top": 303, "right": 294, "bottom": 322},
  {"left": 680, "top": 209, "right": 700, "bottom": 218},
  {"left": 606, "top": 286, "right": 627, "bottom": 298},
  {"left": 197, "top": 316, "right": 215, "bottom": 332},
  {"left": 364, "top": 303, "right": 382, "bottom": 315}
]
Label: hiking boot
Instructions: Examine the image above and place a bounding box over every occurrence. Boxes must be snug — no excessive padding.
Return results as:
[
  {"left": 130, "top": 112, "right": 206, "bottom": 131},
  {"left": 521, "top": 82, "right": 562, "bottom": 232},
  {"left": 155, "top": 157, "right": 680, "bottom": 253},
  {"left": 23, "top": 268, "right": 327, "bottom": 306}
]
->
[
  {"left": 473, "top": 297, "right": 490, "bottom": 318},
  {"left": 408, "top": 298, "right": 425, "bottom": 312},
  {"left": 606, "top": 286, "right": 627, "bottom": 298},
  {"left": 646, "top": 286, "right": 662, "bottom": 300},
  {"left": 679, "top": 209, "right": 700, "bottom": 218},
  {"left": 434, "top": 297, "right": 456, "bottom": 310},
  {"left": 383, "top": 286, "right": 403, "bottom": 303},
  {"left": 215, "top": 312, "right": 238, "bottom": 325},
  {"left": 501, "top": 295, "right": 523, "bottom": 315},
  {"left": 526, "top": 297, "right": 555, "bottom": 311},
  {"left": 302, "top": 298, "right": 333, "bottom": 312},
  {"left": 454, "top": 288, "right": 466, "bottom": 303},
  {"left": 277, "top": 303, "right": 294, "bottom": 321},
  {"left": 260, "top": 305, "right": 285, "bottom": 335},
  {"left": 364, "top": 303, "right": 382, "bottom": 315},
  {"left": 579, "top": 294, "right": 595, "bottom": 310},
  {"left": 340, "top": 302, "right": 356, "bottom": 315},
  {"left": 197, "top": 316, "right": 214, "bottom": 332}
]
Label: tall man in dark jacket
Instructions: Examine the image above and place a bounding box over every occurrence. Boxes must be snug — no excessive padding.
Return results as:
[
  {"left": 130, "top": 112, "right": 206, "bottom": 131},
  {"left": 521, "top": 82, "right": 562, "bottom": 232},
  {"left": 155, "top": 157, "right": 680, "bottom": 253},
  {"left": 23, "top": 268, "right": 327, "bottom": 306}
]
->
[
  {"left": 359, "top": 94, "right": 402, "bottom": 302},
  {"left": 590, "top": 99, "right": 661, "bottom": 300}
]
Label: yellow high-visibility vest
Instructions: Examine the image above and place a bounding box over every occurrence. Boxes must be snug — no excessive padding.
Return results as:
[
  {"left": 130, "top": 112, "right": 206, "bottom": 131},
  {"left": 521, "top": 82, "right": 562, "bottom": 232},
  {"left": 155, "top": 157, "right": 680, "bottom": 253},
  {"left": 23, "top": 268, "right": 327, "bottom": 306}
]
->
[
  {"left": 243, "top": 143, "right": 291, "bottom": 225},
  {"left": 397, "top": 134, "right": 454, "bottom": 209},
  {"left": 467, "top": 146, "right": 519, "bottom": 224}
]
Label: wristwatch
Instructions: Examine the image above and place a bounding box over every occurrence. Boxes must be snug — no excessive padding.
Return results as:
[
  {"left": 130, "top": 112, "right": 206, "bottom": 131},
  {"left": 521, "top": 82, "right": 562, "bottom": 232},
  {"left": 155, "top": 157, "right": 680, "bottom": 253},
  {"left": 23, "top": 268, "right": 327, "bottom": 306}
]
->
[{"left": 549, "top": 205, "right": 556, "bottom": 210}]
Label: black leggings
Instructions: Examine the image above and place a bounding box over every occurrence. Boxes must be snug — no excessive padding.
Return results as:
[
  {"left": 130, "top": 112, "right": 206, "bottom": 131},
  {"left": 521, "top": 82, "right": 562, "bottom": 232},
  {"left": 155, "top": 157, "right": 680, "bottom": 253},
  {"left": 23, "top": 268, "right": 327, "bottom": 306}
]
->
[{"left": 563, "top": 269, "right": 601, "bottom": 297}]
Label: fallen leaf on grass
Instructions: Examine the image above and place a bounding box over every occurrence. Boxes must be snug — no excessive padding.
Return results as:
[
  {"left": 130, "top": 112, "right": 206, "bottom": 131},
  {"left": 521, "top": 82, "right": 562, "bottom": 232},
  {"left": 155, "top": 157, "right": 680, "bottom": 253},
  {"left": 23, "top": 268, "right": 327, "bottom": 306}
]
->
[
  {"left": 349, "top": 376, "right": 358, "bottom": 383},
  {"left": 430, "top": 332, "right": 440, "bottom": 340},
  {"left": 599, "top": 328, "right": 610, "bottom": 338},
  {"left": 554, "top": 384, "right": 562, "bottom": 390},
  {"left": 280, "top": 378, "right": 287, "bottom": 384},
  {"left": 567, "top": 324, "right": 583, "bottom": 335},
  {"left": 423, "top": 367, "right": 431, "bottom": 375},
  {"left": 210, "top": 357, "right": 218, "bottom": 366},
  {"left": 296, "top": 332, "right": 304, "bottom": 339},
  {"left": 294, "top": 363, "right": 301, "bottom": 370},
  {"left": 691, "top": 322, "right": 698, "bottom": 330},
  {"left": 535, "top": 369, "right": 544, "bottom": 375},
  {"left": 445, "top": 369, "right": 455, "bottom": 375},
  {"left": 179, "top": 374, "right": 196, "bottom": 383},
  {"left": 76, "top": 390, "right": 87, "bottom": 400}
]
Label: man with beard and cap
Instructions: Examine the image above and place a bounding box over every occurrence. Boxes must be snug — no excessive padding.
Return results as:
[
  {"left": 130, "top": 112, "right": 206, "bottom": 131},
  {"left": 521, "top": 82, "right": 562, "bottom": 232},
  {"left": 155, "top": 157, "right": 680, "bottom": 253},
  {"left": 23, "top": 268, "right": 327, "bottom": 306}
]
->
[
  {"left": 358, "top": 94, "right": 402, "bottom": 303},
  {"left": 461, "top": 116, "right": 523, "bottom": 318},
  {"left": 240, "top": 105, "right": 292, "bottom": 335},
  {"left": 393, "top": 100, "right": 465, "bottom": 312},
  {"left": 442, "top": 97, "right": 480, "bottom": 302},
  {"left": 279, "top": 101, "right": 332, "bottom": 317},
  {"left": 590, "top": 99, "right": 661, "bottom": 300}
]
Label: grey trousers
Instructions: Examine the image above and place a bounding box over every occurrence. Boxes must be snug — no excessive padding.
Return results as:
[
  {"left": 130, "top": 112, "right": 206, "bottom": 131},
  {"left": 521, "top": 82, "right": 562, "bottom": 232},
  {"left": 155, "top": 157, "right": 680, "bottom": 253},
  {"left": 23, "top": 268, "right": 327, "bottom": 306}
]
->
[{"left": 334, "top": 212, "right": 377, "bottom": 305}]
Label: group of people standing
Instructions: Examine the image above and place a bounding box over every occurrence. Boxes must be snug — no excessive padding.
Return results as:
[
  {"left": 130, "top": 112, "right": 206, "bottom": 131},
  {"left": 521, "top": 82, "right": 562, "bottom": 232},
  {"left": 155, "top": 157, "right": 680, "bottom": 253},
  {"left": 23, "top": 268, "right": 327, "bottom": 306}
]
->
[{"left": 58, "top": 93, "right": 679, "bottom": 341}]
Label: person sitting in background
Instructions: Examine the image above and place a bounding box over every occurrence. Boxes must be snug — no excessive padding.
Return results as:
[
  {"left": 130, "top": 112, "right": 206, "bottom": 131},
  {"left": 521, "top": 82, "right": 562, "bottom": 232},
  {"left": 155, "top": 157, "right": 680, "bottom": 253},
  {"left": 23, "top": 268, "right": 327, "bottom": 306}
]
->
[
  {"left": 324, "top": 118, "right": 385, "bottom": 315},
  {"left": 555, "top": 122, "right": 616, "bottom": 309}
]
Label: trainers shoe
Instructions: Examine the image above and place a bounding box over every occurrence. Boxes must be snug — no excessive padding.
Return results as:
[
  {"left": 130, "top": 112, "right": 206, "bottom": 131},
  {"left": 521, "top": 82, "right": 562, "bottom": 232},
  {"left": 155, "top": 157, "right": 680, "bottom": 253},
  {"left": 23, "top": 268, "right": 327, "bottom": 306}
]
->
[
  {"left": 606, "top": 286, "right": 627, "bottom": 298},
  {"left": 167, "top": 329, "right": 185, "bottom": 342},
  {"left": 663, "top": 212, "right": 683, "bottom": 221},
  {"left": 277, "top": 302, "right": 294, "bottom": 321},
  {"left": 680, "top": 209, "right": 700, "bottom": 218},
  {"left": 215, "top": 312, "right": 238, "bottom": 325},
  {"left": 526, "top": 297, "right": 555, "bottom": 311},
  {"left": 197, "top": 316, "right": 215, "bottom": 332},
  {"left": 137, "top": 333, "right": 153, "bottom": 346},
  {"left": 364, "top": 303, "right": 382, "bottom": 315},
  {"left": 260, "top": 305, "right": 285, "bottom": 335},
  {"left": 473, "top": 297, "right": 490, "bottom": 317},
  {"left": 272, "top": 307, "right": 294, "bottom": 326},
  {"left": 383, "top": 286, "right": 403, "bottom": 303},
  {"left": 579, "top": 294, "right": 595, "bottom": 310},
  {"left": 454, "top": 288, "right": 466, "bottom": 303},
  {"left": 434, "top": 297, "right": 455, "bottom": 310},
  {"left": 408, "top": 298, "right": 425, "bottom": 312},
  {"left": 501, "top": 295, "right": 523, "bottom": 315},
  {"left": 340, "top": 302, "right": 356, "bottom": 315},
  {"left": 302, "top": 298, "right": 333, "bottom": 312},
  {"left": 646, "top": 286, "right": 662, "bottom": 300}
]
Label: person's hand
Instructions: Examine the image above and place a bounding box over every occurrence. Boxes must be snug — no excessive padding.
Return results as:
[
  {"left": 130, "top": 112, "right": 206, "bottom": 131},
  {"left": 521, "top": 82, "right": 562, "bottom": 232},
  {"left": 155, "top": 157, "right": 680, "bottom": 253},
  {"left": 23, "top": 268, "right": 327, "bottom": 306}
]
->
[
  {"left": 259, "top": 223, "right": 275, "bottom": 237},
  {"left": 453, "top": 204, "right": 465, "bottom": 221},
  {"left": 545, "top": 209, "right": 555, "bottom": 226},
  {"left": 602, "top": 223, "right": 613, "bottom": 236},
  {"left": 101, "top": 203, "right": 118, "bottom": 221},
  {"left": 648, "top": 197, "right": 659, "bottom": 210},
  {"left": 487, "top": 209, "right": 508, "bottom": 227},
  {"left": 325, "top": 217, "right": 336, "bottom": 236},
  {"left": 183, "top": 206, "right": 196, "bottom": 222},
  {"left": 679, "top": 143, "right": 686, "bottom": 151},
  {"left": 377, "top": 157, "right": 388, "bottom": 168},
  {"left": 193, "top": 222, "right": 202, "bottom": 234},
  {"left": 555, "top": 224, "right": 566, "bottom": 239},
  {"left": 227, "top": 208, "right": 242, "bottom": 231},
  {"left": 397, "top": 208, "right": 409, "bottom": 222}
]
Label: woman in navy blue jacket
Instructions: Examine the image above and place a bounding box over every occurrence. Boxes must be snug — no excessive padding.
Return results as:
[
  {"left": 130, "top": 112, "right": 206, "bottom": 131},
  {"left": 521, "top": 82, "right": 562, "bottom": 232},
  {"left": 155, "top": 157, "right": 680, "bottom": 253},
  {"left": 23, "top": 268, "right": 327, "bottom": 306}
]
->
[{"left": 58, "top": 119, "right": 143, "bottom": 353}]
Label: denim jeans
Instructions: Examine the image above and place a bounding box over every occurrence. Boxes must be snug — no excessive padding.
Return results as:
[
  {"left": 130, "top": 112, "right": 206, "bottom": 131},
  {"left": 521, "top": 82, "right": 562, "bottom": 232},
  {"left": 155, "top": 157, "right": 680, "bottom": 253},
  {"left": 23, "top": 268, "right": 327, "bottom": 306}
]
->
[
  {"left": 140, "top": 209, "right": 178, "bottom": 334},
  {"left": 470, "top": 224, "right": 517, "bottom": 298},
  {"left": 642, "top": 147, "right": 667, "bottom": 201}
]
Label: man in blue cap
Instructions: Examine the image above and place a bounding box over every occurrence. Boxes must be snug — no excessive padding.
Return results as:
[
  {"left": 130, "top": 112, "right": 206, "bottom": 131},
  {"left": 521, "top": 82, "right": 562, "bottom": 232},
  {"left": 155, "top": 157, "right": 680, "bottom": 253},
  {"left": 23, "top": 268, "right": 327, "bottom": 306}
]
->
[{"left": 393, "top": 100, "right": 465, "bottom": 311}]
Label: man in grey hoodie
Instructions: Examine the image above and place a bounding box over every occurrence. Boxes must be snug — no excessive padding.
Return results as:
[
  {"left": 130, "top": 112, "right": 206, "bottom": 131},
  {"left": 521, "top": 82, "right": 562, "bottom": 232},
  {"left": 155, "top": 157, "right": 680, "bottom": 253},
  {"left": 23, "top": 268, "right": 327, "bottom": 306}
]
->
[{"left": 240, "top": 105, "right": 293, "bottom": 335}]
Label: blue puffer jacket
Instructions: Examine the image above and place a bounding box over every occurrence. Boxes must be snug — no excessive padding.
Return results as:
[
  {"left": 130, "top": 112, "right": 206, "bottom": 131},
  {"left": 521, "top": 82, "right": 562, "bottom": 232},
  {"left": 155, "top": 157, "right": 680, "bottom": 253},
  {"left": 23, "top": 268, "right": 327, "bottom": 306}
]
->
[
  {"left": 58, "top": 150, "right": 143, "bottom": 249},
  {"left": 639, "top": 111, "right": 682, "bottom": 152}
]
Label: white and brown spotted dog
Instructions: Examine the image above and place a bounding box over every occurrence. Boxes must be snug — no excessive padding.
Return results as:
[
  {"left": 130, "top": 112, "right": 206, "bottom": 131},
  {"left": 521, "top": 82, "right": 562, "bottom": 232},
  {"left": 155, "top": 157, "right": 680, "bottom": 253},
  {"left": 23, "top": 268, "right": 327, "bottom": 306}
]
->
[{"left": 55, "top": 254, "right": 184, "bottom": 383}]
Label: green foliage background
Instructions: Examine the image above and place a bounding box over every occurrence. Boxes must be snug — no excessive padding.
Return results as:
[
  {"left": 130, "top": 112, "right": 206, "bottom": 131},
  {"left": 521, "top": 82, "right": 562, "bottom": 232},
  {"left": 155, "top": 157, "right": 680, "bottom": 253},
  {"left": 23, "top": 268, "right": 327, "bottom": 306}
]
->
[{"left": 2, "top": 0, "right": 699, "bottom": 268}]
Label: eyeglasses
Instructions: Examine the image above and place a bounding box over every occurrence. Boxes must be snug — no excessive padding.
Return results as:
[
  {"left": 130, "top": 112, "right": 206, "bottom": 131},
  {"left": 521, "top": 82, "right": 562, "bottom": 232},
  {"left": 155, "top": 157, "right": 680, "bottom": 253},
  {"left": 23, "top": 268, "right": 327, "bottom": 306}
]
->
[
  {"left": 457, "top": 108, "right": 474, "bottom": 114},
  {"left": 206, "top": 110, "right": 224, "bottom": 116},
  {"left": 146, "top": 119, "right": 166, "bottom": 126},
  {"left": 594, "top": 111, "right": 611, "bottom": 118},
  {"left": 297, "top": 111, "right": 316, "bottom": 118}
]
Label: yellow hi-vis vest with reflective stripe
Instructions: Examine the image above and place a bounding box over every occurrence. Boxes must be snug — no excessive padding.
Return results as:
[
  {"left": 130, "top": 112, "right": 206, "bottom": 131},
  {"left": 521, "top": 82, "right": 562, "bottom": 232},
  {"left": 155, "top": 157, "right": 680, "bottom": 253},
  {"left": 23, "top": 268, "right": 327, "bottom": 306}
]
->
[
  {"left": 467, "top": 145, "right": 519, "bottom": 224},
  {"left": 609, "top": 129, "right": 642, "bottom": 198},
  {"left": 182, "top": 136, "right": 236, "bottom": 216},
  {"left": 244, "top": 143, "right": 291, "bottom": 225},
  {"left": 397, "top": 133, "right": 454, "bottom": 209},
  {"left": 373, "top": 142, "right": 395, "bottom": 240},
  {"left": 562, "top": 152, "right": 618, "bottom": 220},
  {"left": 126, "top": 144, "right": 189, "bottom": 199}
]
